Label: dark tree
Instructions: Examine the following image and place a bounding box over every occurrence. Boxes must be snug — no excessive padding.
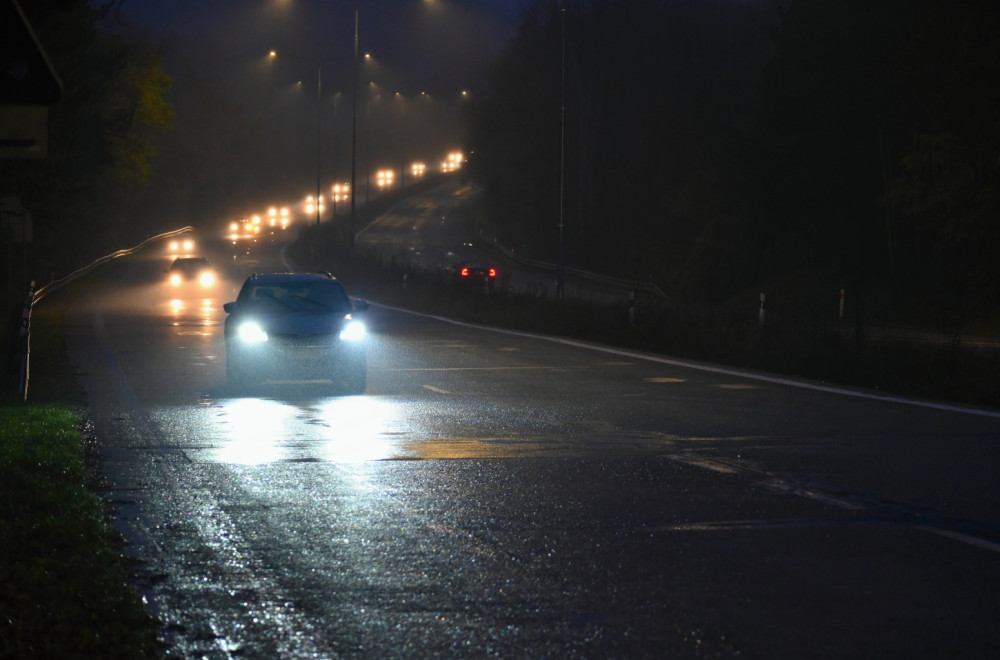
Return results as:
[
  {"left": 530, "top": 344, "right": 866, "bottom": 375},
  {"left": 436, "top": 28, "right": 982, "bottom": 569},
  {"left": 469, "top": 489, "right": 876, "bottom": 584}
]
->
[
  {"left": 464, "top": 0, "right": 780, "bottom": 301},
  {"left": 756, "top": 0, "right": 1000, "bottom": 330},
  {"left": 0, "top": 0, "right": 173, "bottom": 285}
]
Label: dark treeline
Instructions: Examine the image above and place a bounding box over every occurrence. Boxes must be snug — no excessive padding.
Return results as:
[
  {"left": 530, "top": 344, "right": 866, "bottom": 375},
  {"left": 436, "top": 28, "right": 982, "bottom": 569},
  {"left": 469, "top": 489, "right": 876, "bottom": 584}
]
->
[
  {"left": 5, "top": 0, "right": 1000, "bottom": 337},
  {"left": 2, "top": 1, "right": 283, "bottom": 300},
  {"left": 1, "top": 0, "right": 173, "bottom": 290},
  {"left": 464, "top": 0, "right": 1000, "bottom": 332}
]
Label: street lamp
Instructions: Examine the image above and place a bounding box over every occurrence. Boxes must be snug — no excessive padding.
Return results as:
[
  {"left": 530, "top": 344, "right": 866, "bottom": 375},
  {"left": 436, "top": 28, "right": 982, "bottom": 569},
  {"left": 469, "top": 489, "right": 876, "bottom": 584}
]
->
[
  {"left": 316, "top": 66, "right": 322, "bottom": 225},
  {"left": 349, "top": 2, "right": 364, "bottom": 249},
  {"left": 269, "top": 49, "right": 323, "bottom": 225},
  {"left": 394, "top": 91, "right": 406, "bottom": 188},
  {"left": 556, "top": 0, "right": 567, "bottom": 302}
]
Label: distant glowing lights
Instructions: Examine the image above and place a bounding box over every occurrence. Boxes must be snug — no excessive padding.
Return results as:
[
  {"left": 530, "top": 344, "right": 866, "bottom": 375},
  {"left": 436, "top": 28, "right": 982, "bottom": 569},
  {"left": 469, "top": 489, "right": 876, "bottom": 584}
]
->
[{"left": 441, "top": 151, "right": 464, "bottom": 172}]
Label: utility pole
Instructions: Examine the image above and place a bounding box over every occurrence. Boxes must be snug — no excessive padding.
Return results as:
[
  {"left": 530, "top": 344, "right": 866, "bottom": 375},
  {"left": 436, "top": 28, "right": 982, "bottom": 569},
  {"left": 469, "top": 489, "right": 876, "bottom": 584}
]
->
[
  {"left": 556, "top": 0, "right": 567, "bottom": 302},
  {"left": 349, "top": 2, "right": 362, "bottom": 249},
  {"left": 316, "top": 66, "right": 322, "bottom": 225}
]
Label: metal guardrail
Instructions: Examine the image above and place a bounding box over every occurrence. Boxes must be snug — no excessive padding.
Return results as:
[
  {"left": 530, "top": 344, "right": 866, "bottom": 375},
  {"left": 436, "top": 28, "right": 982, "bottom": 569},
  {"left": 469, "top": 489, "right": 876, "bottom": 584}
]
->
[{"left": 13, "top": 226, "right": 193, "bottom": 400}]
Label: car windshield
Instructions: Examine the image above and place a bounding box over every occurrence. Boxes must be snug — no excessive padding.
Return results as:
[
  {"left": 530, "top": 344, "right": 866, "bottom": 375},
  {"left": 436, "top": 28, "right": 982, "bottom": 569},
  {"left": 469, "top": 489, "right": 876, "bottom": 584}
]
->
[
  {"left": 240, "top": 281, "right": 352, "bottom": 313},
  {"left": 172, "top": 258, "right": 210, "bottom": 270}
]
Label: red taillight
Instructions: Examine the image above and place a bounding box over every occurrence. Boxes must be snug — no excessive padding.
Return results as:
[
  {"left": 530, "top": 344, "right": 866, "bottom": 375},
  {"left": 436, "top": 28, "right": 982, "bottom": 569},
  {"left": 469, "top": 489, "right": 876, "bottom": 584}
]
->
[
  {"left": 460, "top": 267, "right": 470, "bottom": 277},
  {"left": 488, "top": 268, "right": 497, "bottom": 278}
]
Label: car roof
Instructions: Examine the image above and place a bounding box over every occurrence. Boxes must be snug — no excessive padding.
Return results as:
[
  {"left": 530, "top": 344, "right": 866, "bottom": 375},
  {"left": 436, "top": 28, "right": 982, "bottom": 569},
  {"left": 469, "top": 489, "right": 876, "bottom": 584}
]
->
[
  {"left": 172, "top": 257, "right": 210, "bottom": 265},
  {"left": 243, "top": 272, "right": 340, "bottom": 285}
]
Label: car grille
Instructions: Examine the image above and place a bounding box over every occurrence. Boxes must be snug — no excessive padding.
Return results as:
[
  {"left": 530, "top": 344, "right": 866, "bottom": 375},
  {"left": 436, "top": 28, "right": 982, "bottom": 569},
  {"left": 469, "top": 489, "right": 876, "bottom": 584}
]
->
[{"left": 268, "top": 332, "right": 338, "bottom": 349}]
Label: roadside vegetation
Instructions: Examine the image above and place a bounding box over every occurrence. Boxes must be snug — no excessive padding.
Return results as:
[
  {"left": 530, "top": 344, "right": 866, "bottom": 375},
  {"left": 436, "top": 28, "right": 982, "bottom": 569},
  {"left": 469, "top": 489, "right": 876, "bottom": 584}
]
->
[
  {"left": 1, "top": 308, "right": 161, "bottom": 659},
  {"left": 462, "top": 0, "right": 1000, "bottom": 340},
  {"left": 294, "top": 194, "right": 1000, "bottom": 410},
  {"left": 0, "top": 405, "right": 161, "bottom": 659}
]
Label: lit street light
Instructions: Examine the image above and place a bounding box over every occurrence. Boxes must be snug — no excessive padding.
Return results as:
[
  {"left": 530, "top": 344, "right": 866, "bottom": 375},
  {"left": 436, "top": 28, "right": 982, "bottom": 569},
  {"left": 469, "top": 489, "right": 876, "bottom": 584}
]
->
[
  {"left": 349, "top": 1, "right": 366, "bottom": 249},
  {"left": 269, "top": 49, "right": 324, "bottom": 225}
]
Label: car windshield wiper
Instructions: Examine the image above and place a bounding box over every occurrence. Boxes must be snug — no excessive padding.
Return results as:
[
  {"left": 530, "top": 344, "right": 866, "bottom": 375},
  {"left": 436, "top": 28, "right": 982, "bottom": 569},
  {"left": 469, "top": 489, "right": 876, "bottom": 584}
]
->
[
  {"left": 255, "top": 289, "right": 292, "bottom": 308},
  {"left": 288, "top": 294, "right": 338, "bottom": 310}
]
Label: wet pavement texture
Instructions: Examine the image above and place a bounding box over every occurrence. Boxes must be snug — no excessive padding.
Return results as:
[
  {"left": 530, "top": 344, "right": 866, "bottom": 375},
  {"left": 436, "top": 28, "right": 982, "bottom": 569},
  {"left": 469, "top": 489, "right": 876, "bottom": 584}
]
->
[{"left": 40, "top": 218, "right": 1000, "bottom": 658}]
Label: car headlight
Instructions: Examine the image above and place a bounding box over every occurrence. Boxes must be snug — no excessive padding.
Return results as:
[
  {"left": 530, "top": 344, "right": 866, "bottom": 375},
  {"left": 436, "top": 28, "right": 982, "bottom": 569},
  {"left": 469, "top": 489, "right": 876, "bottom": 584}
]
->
[
  {"left": 237, "top": 321, "right": 268, "bottom": 343},
  {"left": 199, "top": 271, "right": 216, "bottom": 287},
  {"left": 169, "top": 274, "right": 181, "bottom": 285},
  {"left": 339, "top": 320, "right": 366, "bottom": 341}
]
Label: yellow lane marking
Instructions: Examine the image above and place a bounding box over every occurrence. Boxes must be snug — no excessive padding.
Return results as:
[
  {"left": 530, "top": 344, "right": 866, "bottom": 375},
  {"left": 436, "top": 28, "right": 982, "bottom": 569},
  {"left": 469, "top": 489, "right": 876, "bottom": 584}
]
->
[{"left": 384, "top": 366, "right": 581, "bottom": 372}]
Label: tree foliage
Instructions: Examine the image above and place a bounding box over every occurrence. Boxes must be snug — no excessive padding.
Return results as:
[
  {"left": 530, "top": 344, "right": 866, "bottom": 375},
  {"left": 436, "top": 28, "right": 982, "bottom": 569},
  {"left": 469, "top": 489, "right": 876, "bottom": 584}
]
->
[
  {"left": 755, "top": 0, "right": 1000, "bottom": 328},
  {"left": 465, "top": 0, "right": 778, "bottom": 301},
  {"left": 464, "top": 0, "right": 1000, "bottom": 326},
  {"left": 0, "top": 0, "right": 173, "bottom": 282}
]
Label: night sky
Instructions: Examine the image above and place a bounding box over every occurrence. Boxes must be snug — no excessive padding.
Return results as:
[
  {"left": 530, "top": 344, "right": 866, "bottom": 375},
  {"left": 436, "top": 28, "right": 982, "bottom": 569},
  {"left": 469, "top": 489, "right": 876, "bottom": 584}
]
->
[
  {"left": 107, "top": 0, "right": 522, "bottom": 97},
  {"left": 101, "top": 0, "right": 524, "bottom": 215}
]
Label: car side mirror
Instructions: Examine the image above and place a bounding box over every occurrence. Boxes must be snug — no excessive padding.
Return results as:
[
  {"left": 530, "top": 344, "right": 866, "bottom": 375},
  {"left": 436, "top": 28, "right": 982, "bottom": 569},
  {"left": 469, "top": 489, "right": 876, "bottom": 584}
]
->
[
  {"left": 223, "top": 302, "right": 238, "bottom": 314},
  {"left": 353, "top": 299, "right": 369, "bottom": 312}
]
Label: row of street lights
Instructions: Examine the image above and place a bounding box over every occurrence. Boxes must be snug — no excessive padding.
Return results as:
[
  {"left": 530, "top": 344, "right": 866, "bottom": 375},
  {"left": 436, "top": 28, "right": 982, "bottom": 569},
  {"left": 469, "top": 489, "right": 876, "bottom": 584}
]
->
[
  {"left": 299, "top": 149, "right": 457, "bottom": 221},
  {"left": 266, "top": 2, "right": 471, "bottom": 247}
]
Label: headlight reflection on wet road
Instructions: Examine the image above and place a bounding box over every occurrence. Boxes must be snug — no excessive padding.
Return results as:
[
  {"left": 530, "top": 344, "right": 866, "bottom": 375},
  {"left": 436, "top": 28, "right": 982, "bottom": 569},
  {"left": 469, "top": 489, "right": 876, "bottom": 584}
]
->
[
  {"left": 166, "top": 298, "right": 219, "bottom": 332},
  {"left": 214, "top": 396, "right": 405, "bottom": 465},
  {"left": 217, "top": 398, "right": 296, "bottom": 464},
  {"left": 315, "top": 397, "right": 398, "bottom": 462}
]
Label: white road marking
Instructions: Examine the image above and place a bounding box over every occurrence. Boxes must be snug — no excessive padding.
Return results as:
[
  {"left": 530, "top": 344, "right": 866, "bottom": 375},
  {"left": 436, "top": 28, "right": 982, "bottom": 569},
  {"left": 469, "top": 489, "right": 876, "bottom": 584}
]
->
[{"left": 371, "top": 302, "right": 1000, "bottom": 419}]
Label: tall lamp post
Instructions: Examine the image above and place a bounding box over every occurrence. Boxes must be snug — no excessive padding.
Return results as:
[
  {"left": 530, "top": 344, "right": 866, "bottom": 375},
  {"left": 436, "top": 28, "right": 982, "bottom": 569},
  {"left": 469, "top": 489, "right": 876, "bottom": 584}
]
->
[
  {"left": 349, "top": 2, "right": 364, "bottom": 249},
  {"left": 270, "top": 50, "right": 323, "bottom": 226},
  {"left": 555, "top": 0, "right": 567, "bottom": 302},
  {"left": 315, "top": 66, "right": 322, "bottom": 225}
]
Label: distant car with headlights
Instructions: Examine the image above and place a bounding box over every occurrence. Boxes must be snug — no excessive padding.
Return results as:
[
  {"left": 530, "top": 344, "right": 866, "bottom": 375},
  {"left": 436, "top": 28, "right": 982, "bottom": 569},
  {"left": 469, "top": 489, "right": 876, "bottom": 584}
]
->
[
  {"left": 167, "top": 237, "right": 195, "bottom": 255},
  {"left": 452, "top": 262, "right": 497, "bottom": 294},
  {"left": 223, "top": 272, "right": 369, "bottom": 392},
  {"left": 167, "top": 257, "right": 216, "bottom": 289}
]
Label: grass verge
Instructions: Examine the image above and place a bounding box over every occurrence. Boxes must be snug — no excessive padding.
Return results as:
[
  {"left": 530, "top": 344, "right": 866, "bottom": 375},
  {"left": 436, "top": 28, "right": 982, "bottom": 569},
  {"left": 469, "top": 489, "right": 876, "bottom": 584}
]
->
[
  {"left": 0, "top": 404, "right": 161, "bottom": 659},
  {"left": 2, "top": 294, "right": 161, "bottom": 659}
]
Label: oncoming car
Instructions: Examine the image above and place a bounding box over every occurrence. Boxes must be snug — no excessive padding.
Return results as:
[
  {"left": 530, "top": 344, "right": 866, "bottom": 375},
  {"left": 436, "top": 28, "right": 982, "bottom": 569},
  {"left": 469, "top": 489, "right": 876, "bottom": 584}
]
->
[
  {"left": 223, "top": 272, "right": 369, "bottom": 392},
  {"left": 167, "top": 257, "right": 216, "bottom": 289},
  {"left": 168, "top": 237, "right": 195, "bottom": 256}
]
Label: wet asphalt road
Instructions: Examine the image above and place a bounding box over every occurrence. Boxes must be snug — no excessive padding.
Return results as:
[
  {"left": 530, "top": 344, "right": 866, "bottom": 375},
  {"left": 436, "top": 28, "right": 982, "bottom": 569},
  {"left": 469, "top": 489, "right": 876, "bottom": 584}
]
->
[
  {"left": 45, "top": 227, "right": 1000, "bottom": 659},
  {"left": 357, "top": 180, "right": 641, "bottom": 303}
]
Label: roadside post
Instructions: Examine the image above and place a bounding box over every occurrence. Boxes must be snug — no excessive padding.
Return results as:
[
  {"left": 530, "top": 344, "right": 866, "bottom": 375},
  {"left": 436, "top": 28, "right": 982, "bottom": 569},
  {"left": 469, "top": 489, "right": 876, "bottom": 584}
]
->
[
  {"left": 628, "top": 291, "right": 635, "bottom": 327},
  {"left": 17, "top": 280, "right": 35, "bottom": 400},
  {"left": 758, "top": 293, "right": 766, "bottom": 328}
]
